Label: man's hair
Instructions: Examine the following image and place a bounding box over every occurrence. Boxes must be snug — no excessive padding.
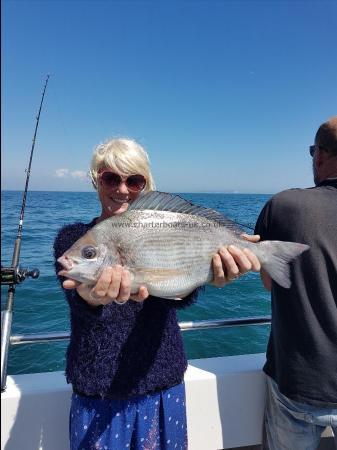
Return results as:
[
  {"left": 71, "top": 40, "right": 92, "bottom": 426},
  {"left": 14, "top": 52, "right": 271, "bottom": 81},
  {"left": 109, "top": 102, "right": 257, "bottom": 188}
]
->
[{"left": 315, "top": 116, "right": 337, "bottom": 156}]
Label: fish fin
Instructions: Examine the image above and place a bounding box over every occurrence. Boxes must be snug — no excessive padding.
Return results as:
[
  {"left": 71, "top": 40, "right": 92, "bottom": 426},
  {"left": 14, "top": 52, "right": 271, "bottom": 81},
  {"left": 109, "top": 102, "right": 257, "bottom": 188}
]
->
[
  {"left": 259, "top": 241, "right": 309, "bottom": 288},
  {"left": 129, "top": 191, "right": 243, "bottom": 234}
]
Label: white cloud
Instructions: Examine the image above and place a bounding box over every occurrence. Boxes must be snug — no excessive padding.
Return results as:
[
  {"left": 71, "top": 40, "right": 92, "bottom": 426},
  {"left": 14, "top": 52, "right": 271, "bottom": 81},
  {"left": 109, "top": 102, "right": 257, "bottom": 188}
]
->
[
  {"left": 54, "top": 169, "right": 87, "bottom": 180},
  {"left": 71, "top": 170, "right": 87, "bottom": 180},
  {"left": 55, "top": 168, "right": 69, "bottom": 178}
]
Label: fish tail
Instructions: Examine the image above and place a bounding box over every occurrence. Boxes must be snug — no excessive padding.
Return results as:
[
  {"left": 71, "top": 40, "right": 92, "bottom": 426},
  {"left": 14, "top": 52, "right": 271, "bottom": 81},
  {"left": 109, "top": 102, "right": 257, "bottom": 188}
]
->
[{"left": 258, "top": 241, "right": 309, "bottom": 288}]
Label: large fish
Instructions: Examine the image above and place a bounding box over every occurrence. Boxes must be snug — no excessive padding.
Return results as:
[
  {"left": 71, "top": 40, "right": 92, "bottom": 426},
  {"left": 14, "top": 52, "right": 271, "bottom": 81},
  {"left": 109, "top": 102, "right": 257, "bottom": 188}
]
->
[{"left": 57, "top": 192, "right": 309, "bottom": 297}]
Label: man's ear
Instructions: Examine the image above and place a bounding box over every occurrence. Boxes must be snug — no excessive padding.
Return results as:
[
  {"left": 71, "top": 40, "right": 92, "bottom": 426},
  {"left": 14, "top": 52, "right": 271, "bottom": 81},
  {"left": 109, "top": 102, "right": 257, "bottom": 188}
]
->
[{"left": 316, "top": 148, "right": 326, "bottom": 167}]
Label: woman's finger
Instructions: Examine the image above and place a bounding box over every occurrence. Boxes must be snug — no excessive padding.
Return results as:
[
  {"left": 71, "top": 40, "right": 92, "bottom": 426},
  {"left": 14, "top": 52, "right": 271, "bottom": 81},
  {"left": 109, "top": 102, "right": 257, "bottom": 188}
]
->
[
  {"left": 211, "top": 252, "right": 227, "bottom": 287},
  {"left": 227, "top": 245, "right": 252, "bottom": 274},
  {"left": 63, "top": 279, "right": 81, "bottom": 289},
  {"left": 105, "top": 265, "right": 123, "bottom": 300},
  {"left": 241, "top": 233, "right": 260, "bottom": 243},
  {"left": 115, "top": 269, "right": 131, "bottom": 303},
  {"left": 220, "top": 247, "right": 241, "bottom": 281},
  {"left": 130, "top": 286, "right": 149, "bottom": 302},
  {"left": 91, "top": 267, "right": 115, "bottom": 298},
  {"left": 242, "top": 247, "right": 261, "bottom": 271}
]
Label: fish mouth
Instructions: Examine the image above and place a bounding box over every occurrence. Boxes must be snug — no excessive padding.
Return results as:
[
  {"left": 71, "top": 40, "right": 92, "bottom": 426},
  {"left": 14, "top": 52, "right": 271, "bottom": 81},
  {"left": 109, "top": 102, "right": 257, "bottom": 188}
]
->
[
  {"left": 57, "top": 255, "right": 74, "bottom": 271},
  {"left": 58, "top": 269, "right": 70, "bottom": 277}
]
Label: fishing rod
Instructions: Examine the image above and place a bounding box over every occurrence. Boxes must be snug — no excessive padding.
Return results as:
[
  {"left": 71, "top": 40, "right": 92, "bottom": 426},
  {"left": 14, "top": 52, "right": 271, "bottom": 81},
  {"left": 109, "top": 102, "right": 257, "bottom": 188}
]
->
[{"left": 1, "top": 74, "right": 50, "bottom": 391}]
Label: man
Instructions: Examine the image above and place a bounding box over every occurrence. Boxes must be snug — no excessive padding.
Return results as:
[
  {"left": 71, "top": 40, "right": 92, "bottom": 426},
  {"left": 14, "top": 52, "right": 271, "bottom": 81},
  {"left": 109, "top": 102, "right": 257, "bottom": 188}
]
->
[{"left": 255, "top": 117, "right": 337, "bottom": 449}]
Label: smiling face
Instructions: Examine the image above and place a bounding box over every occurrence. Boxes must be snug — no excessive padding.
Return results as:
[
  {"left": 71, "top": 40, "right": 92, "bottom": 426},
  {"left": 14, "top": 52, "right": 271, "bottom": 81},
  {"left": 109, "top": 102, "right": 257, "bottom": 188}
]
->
[
  {"left": 89, "top": 138, "right": 155, "bottom": 222},
  {"left": 97, "top": 169, "right": 142, "bottom": 219}
]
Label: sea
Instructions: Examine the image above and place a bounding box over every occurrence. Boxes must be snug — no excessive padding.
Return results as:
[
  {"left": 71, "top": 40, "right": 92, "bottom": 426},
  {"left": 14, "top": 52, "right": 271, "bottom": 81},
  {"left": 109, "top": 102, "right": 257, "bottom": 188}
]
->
[{"left": 1, "top": 190, "right": 272, "bottom": 375}]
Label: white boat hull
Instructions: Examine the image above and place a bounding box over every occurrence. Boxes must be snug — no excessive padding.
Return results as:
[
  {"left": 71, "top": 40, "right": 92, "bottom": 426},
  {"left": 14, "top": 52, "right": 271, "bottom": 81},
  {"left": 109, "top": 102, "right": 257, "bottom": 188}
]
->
[{"left": 1, "top": 353, "right": 333, "bottom": 450}]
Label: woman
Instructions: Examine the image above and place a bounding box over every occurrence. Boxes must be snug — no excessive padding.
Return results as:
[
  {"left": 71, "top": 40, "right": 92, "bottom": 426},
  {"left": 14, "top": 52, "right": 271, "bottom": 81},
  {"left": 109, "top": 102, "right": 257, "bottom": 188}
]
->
[{"left": 54, "top": 137, "right": 260, "bottom": 450}]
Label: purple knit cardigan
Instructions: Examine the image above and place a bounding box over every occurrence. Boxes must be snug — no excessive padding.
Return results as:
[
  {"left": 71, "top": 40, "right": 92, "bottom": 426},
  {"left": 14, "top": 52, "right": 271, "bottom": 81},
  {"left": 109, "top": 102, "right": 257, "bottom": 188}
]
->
[{"left": 54, "top": 219, "right": 200, "bottom": 399}]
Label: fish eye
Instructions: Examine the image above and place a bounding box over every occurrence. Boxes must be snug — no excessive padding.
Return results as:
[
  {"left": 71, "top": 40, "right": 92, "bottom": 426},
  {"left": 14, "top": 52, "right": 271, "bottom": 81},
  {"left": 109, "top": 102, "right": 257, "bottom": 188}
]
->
[{"left": 81, "top": 246, "right": 97, "bottom": 259}]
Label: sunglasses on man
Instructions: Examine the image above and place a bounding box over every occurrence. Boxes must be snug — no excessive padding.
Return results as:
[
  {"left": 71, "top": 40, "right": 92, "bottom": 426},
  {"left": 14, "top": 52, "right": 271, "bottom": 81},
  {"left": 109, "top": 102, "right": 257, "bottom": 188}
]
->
[
  {"left": 309, "top": 144, "right": 330, "bottom": 157},
  {"left": 98, "top": 170, "right": 147, "bottom": 192}
]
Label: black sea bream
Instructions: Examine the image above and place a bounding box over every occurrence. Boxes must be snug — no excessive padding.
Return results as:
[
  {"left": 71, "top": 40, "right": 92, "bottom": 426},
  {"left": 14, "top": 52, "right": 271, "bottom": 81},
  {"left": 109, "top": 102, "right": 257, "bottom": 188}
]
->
[{"left": 58, "top": 192, "right": 309, "bottom": 298}]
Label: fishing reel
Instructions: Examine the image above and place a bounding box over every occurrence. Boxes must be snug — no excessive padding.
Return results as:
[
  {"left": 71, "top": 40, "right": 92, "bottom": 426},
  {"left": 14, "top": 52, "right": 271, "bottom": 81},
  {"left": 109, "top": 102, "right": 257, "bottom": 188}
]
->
[{"left": 1, "top": 266, "right": 40, "bottom": 286}]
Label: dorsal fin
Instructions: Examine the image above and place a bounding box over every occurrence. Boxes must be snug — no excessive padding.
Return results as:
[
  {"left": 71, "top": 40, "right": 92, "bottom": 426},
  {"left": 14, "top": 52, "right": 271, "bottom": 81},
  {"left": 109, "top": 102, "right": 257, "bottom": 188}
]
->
[{"left": 129, "top": 191, "right": 243, "bottom": 234}]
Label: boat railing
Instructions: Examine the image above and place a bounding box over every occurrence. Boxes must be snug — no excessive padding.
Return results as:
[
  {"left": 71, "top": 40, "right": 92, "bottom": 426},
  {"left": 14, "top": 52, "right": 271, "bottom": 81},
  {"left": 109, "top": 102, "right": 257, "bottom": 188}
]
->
[
  {"left": 1, "top": 314, "right": 270, "bottom": 391},
  {"left": 8, "top": 315, "right": 271, "bottom": 345}
]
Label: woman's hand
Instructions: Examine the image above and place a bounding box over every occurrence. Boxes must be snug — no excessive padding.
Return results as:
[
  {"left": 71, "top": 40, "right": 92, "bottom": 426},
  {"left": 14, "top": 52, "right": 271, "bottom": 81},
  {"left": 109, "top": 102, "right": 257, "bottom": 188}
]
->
[
  {"left": 211, "top": 234, "right": 261, "bottom": 287},
  {"left": 62, "top": 265, "right": 149, "bottom": 306}
]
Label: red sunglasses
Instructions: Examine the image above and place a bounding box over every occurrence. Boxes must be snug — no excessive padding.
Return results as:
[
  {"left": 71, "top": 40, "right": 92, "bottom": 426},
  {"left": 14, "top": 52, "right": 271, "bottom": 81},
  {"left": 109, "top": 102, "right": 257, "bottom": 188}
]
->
[{"left": 98, "top": 170, "right": 147, "bottom": 192}]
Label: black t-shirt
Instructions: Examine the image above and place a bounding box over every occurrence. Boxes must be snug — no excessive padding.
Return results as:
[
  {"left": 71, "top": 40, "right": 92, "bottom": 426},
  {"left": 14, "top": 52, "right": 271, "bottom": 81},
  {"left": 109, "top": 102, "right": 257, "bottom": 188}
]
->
[{"left": 255, "top": 179, "right": 337, "bottom": 407}]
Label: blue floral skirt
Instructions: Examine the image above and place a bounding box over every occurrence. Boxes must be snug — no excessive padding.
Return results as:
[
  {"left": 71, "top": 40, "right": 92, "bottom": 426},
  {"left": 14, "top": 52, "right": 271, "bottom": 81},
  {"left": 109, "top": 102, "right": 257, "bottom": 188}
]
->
[{"left": 69, "top": 382, "right": 187, "bottom": 450}]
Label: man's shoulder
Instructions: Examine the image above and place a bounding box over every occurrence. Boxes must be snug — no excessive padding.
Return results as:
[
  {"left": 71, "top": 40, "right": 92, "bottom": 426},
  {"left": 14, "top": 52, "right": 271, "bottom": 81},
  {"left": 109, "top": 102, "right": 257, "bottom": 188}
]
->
[
  {"left": 269, "top": 186, "right": 317, "bottom": 207},
  {"left": 256, "top": 183, "right": 335, "bottom": 237}
]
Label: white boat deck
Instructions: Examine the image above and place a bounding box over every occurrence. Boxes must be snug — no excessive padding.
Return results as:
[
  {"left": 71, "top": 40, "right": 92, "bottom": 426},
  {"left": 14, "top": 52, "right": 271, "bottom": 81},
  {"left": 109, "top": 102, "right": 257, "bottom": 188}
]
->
[{"left": 1, "top": 353, "right": 334, "bottom": 450}]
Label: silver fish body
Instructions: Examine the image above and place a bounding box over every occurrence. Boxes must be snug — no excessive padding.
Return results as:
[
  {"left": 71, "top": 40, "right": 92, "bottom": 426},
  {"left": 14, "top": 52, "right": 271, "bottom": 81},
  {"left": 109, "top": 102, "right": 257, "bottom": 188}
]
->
[{"left": 58, "top": 192, "right": 309, "bottom": 297}]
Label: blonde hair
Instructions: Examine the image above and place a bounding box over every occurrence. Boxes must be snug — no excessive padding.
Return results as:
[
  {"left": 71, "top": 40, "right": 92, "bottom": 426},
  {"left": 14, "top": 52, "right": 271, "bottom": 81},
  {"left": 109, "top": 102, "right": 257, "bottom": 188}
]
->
[{"left": 89, "top": 138, "right": 156, "bottom": 191}]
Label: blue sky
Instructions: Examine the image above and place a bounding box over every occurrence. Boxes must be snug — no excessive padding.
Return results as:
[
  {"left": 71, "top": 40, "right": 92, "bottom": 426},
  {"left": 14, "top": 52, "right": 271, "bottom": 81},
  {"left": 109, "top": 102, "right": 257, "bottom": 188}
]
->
[{"left": 2, "top": 1, "right": 337, "bottom": 193}]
